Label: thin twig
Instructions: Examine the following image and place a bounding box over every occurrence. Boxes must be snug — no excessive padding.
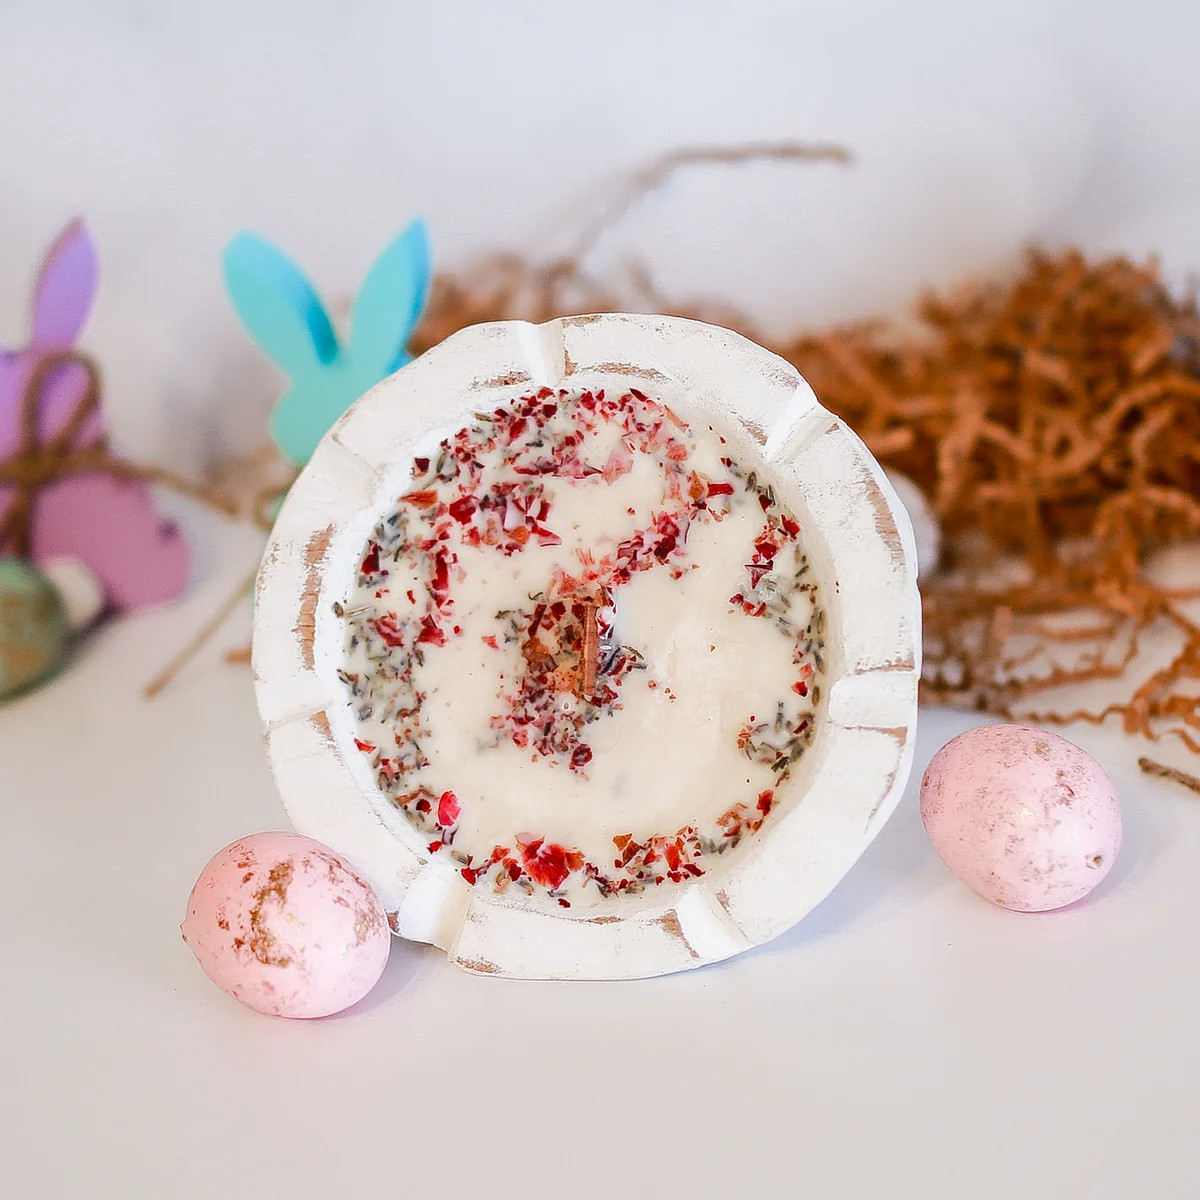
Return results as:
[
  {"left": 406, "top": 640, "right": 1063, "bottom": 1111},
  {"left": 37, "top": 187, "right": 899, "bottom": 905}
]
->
[
  {"left": 1138, "top": 756, "right": 1200, "bottom": 795},
  {"left": 142, "top": 563, "right": 259, "bottom": 699},
  {"left": 565, "top": 141, "right": 852, "bottom": 264}
]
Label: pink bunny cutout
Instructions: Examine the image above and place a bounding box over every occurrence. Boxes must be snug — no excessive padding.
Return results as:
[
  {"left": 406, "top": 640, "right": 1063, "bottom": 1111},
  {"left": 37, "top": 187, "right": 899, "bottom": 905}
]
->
[{"left": 0, "top": 220, "right": 189, "bottom": 610}]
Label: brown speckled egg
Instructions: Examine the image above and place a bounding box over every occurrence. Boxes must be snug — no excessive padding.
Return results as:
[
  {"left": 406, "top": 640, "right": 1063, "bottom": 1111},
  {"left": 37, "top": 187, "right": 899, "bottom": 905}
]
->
[
  {"left": 182, "top": 831, "right": 390, "bottom": 1017},
  {"left": 920, "top": 724, "right": 1122, "bottom": 912}
]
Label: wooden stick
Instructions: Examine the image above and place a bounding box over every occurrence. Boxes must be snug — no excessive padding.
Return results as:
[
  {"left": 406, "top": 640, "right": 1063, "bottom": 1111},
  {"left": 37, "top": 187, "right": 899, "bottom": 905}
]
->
[
  {"left": 1139, "top": 756, "right": 1200, "bottom": 795},
  {"left": 580, "top": 600, "right": 598, "bottom": 698},
  {"left": 143, "top": 563, "right": 259, "bottom": 699}
]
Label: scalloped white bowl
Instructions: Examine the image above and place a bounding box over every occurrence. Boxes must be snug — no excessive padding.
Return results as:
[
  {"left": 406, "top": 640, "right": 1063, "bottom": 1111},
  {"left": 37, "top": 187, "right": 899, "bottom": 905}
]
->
[{"left": 253, "top": 314, "right": 921, "bottom": 979}]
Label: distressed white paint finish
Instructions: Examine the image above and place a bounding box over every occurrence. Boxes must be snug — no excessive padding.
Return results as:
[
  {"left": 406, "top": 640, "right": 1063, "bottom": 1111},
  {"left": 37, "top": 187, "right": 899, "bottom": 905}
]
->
[{"left": 253, "top": 314, "right": 921, "bottom": 979}]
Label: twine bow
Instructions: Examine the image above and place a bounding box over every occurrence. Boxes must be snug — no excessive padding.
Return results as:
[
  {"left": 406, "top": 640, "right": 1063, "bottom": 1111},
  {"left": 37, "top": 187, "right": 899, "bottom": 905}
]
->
[{"left": 0, "top": 348, "right": 240, "bottom": 557}]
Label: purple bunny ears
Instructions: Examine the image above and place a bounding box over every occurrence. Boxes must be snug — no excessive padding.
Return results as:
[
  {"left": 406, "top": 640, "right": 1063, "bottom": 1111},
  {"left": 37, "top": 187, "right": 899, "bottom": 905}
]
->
[
  {"left": 0, "top": 220, "right": 190, "bottom": 611},
  {"left": 32, "top": 220, "right": 98, "bottom": 347}
]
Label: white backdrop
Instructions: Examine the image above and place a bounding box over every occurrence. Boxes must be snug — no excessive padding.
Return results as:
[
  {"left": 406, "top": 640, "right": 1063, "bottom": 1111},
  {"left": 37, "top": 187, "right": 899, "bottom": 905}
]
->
[
  {"left": 7, "top": 10, "right": 1200, "bottom": 1194},
  {"left": 1, "top": 0, "right": 1197, "bottom": 470}
]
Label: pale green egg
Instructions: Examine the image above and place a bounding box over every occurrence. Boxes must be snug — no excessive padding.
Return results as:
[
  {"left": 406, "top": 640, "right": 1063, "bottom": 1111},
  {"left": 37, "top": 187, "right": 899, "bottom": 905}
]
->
[{"left": 0, "top": 558, "right": 68, "bottom": 701}]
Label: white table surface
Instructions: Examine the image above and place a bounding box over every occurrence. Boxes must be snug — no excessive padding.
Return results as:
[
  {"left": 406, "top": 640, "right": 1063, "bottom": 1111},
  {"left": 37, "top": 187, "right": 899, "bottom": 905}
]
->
[{"left": 3, "top": 513, "right": 1198, "bottom": 1200}]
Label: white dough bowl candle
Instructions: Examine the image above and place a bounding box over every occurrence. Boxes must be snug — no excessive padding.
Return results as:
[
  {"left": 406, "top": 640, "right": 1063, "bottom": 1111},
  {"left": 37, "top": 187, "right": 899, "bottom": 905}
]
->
[{"left": 253, "top": 314, "right": 921, "bottom": 979}]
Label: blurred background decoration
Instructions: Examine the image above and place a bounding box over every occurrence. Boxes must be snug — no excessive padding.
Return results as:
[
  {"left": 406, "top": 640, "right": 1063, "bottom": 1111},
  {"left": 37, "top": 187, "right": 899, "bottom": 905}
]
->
[
  {"left": 2, "top": 0, "right": 1191, "bottom": 476},
  {"left": 0, "top": 220, "right": 197, "bottom": 611}
]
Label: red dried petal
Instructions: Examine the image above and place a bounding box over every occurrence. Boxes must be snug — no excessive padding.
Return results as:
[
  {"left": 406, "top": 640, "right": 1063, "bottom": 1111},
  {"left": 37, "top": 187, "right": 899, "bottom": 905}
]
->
[
  {"left": 437, "top": 790, "right": 461, "bottom": 827},
  {"left": 417, "top": 616, "right": 447, "bottom": 646},
  {"left": 401, "top": 489, "right": 438, "bottom": 508},
  {"left": 448, "top": 494, "right": 477, "bottom": 523},
  {"left": 372, "top": 614, "right": 406, "bottom": 647},
  {"left": 520, "top": 839, "right": 580, "bottom": 890},
  {"left": 430, "top": 550, "right": 451, "bottom": 601}
]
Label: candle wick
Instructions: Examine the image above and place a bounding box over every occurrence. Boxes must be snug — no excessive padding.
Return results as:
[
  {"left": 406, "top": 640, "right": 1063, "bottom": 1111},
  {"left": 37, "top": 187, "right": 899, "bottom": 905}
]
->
[{"left": 580, "top": 599, "right": 599, "bottom": 699}]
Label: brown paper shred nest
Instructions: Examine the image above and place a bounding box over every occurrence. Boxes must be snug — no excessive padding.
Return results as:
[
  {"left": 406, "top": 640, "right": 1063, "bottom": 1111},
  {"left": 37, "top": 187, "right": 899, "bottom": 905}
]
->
[
  {"left": 782, "top": 250, "right": 1200, "bottom": 749},
  {"left": 411, "top": 143, "right": 1200, "bottom": 753}
]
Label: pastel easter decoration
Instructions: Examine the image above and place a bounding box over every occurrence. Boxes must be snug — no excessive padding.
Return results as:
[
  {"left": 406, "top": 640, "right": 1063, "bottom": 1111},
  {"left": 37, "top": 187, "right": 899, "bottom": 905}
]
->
[
  {"left": 253, "top": 313, "right": 921, "bottom": 980},
  {"left": 0, "top": 553, "right": 113, "bottom": 704},
  {"left": 0, "top": 557, "right": 68, "bottom": 699},
  {"left": 182, "top": 830, "right": 391, "bottom": 1018},
  {"left": 224, "top": 219, "right": 431, "bottom": 468},
  {"left": 41, "top": 555, "right": 105, "bottom": 632},
  {"left": 921, "top": 724, "right": 1121, "bottom": 912},
  {"left": 0, "top": 220, "right": 190, "bottom": 610}
]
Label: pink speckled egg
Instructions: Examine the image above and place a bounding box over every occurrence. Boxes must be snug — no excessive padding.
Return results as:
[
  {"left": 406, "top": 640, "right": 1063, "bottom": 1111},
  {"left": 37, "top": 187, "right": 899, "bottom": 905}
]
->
[
  {"left": 182, "top": 831, "right": 390, "bottom": 1018},
  {"left": 920, "top": 724, "right": 1122, "bottom": 912}
]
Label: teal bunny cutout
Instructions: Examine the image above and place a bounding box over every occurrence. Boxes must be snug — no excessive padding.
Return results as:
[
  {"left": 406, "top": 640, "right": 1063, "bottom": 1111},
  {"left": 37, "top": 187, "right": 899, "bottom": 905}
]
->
[{"left": 224, "top": 219, "right": 431, "bottom": 466}]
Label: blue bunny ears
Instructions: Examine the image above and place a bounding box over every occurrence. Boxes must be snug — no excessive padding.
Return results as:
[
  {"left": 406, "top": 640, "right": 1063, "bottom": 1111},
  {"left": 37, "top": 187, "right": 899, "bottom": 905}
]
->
[{"left": 224, "top": 219, "right": 431, "bottom": 466}]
